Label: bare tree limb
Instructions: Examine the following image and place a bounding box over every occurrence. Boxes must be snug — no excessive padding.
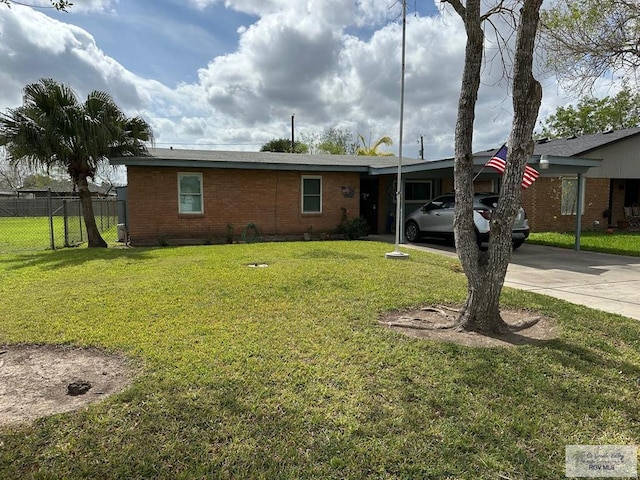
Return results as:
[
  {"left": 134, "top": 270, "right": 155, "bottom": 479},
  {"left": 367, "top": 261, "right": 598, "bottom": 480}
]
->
[{"left": 1, "top": 0, "right": 71, "bottom": 10}]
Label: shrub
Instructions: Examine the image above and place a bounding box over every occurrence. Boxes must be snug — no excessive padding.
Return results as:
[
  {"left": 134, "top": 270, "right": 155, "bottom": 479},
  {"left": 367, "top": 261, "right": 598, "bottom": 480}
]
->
[{"left": 337, "top": 209, "right": 370, "bottom": 240}]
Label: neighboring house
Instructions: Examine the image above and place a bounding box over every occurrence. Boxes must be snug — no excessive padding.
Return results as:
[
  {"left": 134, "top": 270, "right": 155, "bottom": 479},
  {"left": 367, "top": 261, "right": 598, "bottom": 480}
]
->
[
  {"left": 16, "top": 180, "right": 115, "bottom": 199},
  {"left": 525, "top": 127, "right": 640, "bottom": 231},
  {"left": 112, "top": 141, "right": 607, "bottom": 246}
]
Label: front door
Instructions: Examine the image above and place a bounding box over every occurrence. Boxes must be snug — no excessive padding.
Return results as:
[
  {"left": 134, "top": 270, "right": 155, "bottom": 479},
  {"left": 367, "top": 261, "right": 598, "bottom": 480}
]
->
[{"left": 360, "top": 178, "right": 379, "bottom": 233}]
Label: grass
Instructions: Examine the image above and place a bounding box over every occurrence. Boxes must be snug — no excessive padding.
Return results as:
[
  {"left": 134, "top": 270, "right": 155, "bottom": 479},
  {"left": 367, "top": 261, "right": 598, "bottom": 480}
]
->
[
  {"left": 1, "top": 241, "right": 639, "bottom": 479},
  {"left": 0, "top": 216, "right": 119, "bottom": 253},
  {"left": 528, "top": 230, "right": 640, "bottom": 256}
]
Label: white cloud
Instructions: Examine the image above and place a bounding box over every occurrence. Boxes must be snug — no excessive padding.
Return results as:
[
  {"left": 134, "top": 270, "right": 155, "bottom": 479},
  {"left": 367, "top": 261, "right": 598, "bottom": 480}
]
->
[
  {"left": 0, "top": 5, "right": 149, "bottom": 109},
  {"left": 1, "top": 0, "right": 603, "bottom": 161},
  {"left": 188, "top": 0, "right": 399, "bottom": 28}
]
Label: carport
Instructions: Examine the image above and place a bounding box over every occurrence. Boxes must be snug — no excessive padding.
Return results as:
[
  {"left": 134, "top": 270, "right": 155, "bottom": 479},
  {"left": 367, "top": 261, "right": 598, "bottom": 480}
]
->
[{"left": 370, "top": 152, "right": 602, "bottom": 251}]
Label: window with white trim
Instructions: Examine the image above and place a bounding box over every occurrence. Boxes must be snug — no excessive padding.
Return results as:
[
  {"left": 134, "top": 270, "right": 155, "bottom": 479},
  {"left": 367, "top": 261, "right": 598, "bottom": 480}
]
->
[
  {"left": 561, "top": 176, "right": 584, "bottom": 215},
  {"left": 301, "top": 176, "right": 322, "bottom": 213},
  {"left": 178, "top": 173, "right": 203, "bottom": 214}
]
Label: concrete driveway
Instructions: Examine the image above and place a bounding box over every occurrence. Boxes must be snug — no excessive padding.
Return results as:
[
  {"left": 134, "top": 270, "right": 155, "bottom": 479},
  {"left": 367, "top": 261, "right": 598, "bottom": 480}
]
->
[{"left": 375, "top": 236, "right": 640, "bottom": 321}]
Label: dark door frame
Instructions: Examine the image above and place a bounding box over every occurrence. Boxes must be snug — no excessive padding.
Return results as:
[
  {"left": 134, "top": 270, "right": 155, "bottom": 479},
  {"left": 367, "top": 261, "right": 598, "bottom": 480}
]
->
[{"left": 359, "top": 177, "right": 379, "bottom": 233}]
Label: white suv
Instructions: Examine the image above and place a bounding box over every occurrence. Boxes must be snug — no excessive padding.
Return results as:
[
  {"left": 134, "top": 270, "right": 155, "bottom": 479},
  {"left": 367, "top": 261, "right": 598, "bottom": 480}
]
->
[{"left": 404, "top": 193, "right": 530, "bottom": 249}]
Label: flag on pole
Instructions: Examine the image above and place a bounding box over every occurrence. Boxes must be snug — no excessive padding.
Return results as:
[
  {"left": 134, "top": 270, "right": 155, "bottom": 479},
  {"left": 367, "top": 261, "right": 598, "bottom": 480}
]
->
[{"left": 486, "top": 144, "right": 539, "bottom": 189}]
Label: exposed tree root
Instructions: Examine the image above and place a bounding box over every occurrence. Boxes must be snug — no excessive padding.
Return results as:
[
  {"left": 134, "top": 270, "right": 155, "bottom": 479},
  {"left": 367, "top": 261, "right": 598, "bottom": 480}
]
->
[
  {"left": 506, "top": 316, "right": 542, "bottom": 332},
  {"left": 453, "top": 316, "right": 542, "bottom": 335},
  {"left": 421, "top": 305, "right": 462, "bottom": 314},
  {"left": 379, "top": 305, "right": 555, "bottom": 347},
  {"left": 379, "top": 306, "right": 459, "bottom": 331},
  {"left": 380, "top": 322, "right": 437, "bottom": 331},
  {"left": 419, "top": 306, "right": 456, "bottom": 316},
  {"left": 380, "top": 306, "right": 543, "bottom": 335}
]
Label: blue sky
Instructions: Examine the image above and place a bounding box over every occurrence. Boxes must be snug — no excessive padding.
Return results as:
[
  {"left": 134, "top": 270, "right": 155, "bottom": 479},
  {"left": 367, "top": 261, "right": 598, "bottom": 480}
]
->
[
  {"left": 45, "top": 1, "right": 259, "bottom": 86},
  {"left": 0, "top": 0, "right": 590, "bottom": 161}
]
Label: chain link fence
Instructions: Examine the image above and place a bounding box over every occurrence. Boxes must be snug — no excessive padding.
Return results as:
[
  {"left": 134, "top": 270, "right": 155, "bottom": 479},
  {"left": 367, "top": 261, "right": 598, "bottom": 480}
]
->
[{"left": 0, "top": 194, "right": 125, "bottom": 253}]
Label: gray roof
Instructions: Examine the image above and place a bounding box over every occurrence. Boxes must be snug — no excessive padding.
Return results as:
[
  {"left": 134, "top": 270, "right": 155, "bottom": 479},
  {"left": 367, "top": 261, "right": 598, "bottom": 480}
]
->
[
  {"left": 111, "top": 136, "right": 608, "bottom": 177},
  {"left": 111, "top": 147, "right": 425, "bottom": 173},
  {"left": 473, "top": 127, "right": 640, "bottom": 158}
]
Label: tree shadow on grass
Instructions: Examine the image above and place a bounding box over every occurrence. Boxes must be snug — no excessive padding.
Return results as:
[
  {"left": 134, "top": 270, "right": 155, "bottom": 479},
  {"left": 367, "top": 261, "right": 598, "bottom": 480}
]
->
[
  {"left": 458, "top": 337, "right": 640, "bottom": 417},
  {"left": 0, "top": 247, "right": 155, "bottom": 271},
  {"left": 539, "top": 338, "right": 640, "bottom": 376}
]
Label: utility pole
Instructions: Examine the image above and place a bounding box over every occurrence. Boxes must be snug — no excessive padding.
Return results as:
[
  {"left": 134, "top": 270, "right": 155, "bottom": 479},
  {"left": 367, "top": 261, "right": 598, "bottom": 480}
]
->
[
  {"left": 291, "top": 114, "right": 295, "bottom": 153},
  {"left": 419, "top": 135, "right": 424, "bottom": 160}
]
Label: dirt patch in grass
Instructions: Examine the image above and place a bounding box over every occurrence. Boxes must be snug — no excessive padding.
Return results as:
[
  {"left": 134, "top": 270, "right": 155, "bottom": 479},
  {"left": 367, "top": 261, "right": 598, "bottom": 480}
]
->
[
  {"left": 380, "top": 305, "right": 557, "bottom": 347},
  {"left": 0, "top": 345, "right": 135, "bottom": 427}
]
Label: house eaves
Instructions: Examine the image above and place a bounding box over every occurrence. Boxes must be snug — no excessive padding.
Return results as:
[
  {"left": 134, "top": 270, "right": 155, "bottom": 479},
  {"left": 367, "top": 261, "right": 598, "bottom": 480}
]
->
[
  {"left": 471, "top": 150, "right": 601, "bottom": 175},
  {"left": 110, "top": 148, "right": 404, "bottom": 173},
  {"left": 110, "top": 146, "right": 601, "bottom": 177},
  {"left": 372, "top": 153, "right": 600, "bottom": 177},
  {"left": 370, "top": 158, "right": 455, "bottom": 176}
]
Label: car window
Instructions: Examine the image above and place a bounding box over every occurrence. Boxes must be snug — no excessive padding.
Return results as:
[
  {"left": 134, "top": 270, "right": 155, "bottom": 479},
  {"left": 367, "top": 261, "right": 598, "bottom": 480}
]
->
[
  {"left": 424, "top": 201, "right": 444, "bottom": 211},
  {"left": 478, "top": 197, "right": 498, "bottom": 208},
  {"left": 440, "top": 196, "right": 455, "bottom": 208},
  {"left": 425, "top": 195, "right": 455, "bottom": 210},
  {"left": 425, "top": 196, "right": 455, "bottom": 210}
]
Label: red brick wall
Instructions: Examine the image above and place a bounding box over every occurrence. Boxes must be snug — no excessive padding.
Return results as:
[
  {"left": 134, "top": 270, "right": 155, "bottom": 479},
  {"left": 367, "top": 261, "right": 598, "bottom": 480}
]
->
[
  {"left": 522, "top": 177, "right": 610, "bottom": 232},
  {"left": 126, "top": 167, "right": 360, "bottom": 245}
]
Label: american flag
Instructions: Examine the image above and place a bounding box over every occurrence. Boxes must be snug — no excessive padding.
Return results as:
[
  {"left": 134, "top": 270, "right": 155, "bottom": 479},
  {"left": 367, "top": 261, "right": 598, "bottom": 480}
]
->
[{"left": 486, "top": 145, "right": 539, "bottom": 189}]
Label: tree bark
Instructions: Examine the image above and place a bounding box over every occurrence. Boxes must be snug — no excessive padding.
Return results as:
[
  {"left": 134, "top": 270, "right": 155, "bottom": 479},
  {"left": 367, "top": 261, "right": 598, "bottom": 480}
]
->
[
  {"left": 449, "top": 0, "right": 544, "bottom": 333},
  {"left": 75, "top": 174, "right": 108, "bottom": 248}
]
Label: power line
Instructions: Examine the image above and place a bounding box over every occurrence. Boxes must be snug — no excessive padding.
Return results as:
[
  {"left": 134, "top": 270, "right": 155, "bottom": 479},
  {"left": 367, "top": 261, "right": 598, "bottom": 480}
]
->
[{"left": 154, "top": 142, "right": 263, "bottom": 146}]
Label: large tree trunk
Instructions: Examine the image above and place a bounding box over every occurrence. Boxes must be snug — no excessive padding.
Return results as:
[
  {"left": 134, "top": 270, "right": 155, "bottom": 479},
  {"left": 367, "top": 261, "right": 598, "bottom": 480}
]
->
[
  {"left": 76, "top": 174, "right": 108, "bottom": 248},
  {"left": 451, "top": 0, "right": 544, "bottom": 333}
]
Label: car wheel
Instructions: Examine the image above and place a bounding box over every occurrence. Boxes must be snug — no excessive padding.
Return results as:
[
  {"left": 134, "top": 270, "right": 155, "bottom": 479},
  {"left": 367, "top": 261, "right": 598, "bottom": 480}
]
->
[
  {"left": 512, "top": 240, "right": 524, "bottom": 250},
  {"left": 405, "top": 221, "right": 420, "bottom": 242}
]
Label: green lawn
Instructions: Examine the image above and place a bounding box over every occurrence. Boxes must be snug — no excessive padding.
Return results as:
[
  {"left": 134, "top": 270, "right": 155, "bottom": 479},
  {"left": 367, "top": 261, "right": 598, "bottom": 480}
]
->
[
  {"left": 1, "top": 241, "right": 639, "bottom": 479},
  {"left": 0, "top": 216, "right": 61, "bottom": 251},
  {"left": 0, "top": 216, "right": 119, "bottom": 253},
  {"left": 528, "top": 230, "right": 640, "bottom": 256}
]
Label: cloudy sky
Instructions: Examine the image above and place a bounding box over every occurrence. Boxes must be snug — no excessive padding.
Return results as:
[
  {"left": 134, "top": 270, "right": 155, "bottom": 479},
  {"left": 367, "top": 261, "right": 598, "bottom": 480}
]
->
[{"left": 0, "top": 0, "right": 599, "bottom": 161}]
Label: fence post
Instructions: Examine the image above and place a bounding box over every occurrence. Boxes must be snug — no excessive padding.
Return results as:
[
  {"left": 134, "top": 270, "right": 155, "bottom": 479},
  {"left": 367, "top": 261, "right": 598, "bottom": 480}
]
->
[
  {"left": 63, "top": 199, "right": 69, "bottom": 247},
  {"left": 78, "top": 199, "right": 84, "bottom": 242},
  {"left": 48, "top": 188, "right": 55, "bottom": 250}
]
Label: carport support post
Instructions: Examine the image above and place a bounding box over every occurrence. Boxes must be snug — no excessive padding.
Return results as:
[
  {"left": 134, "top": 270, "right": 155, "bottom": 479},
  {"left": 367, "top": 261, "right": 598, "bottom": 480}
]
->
[{"left": 574, "top": 172, "right": 583, "bottom": 251}]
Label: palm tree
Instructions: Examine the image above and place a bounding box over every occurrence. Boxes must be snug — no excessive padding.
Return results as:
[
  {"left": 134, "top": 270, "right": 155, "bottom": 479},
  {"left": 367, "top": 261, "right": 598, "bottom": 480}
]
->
[
  {"left": 0, "top": 78, "right": 153, "bottom": 247},
  {"left": 356, "top": 133, "right": 394, "bottom": 156}
]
